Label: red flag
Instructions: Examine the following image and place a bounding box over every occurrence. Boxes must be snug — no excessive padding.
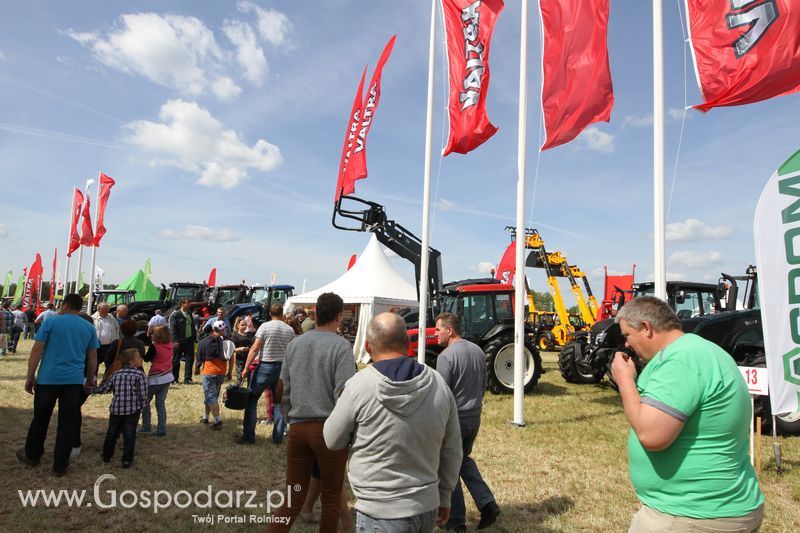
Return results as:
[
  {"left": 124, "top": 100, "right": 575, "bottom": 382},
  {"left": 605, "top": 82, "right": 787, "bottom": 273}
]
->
[
  {"left": 335, "top": 67, "right": 368, "bottom": 201},
  {"left": 347, "top": 254, "right": 357, "bottom": 271},
  {"left": 540, "top": 0, "right": 614, "bottom": 150},
  {"left": 495, "top": 241, "right": 515, "bottom": 284},
  {"left": 80, "top": 195, "right": 94, "bottom": 246},
  {"left": 94, "top": 172, "right": 115, "bottom": 246},
  {"left": 442, "top": 0, "right": 503, "bottom": 156},
  {"left": 21, "top": 254, "right": 43, "bottom": 311},
  {"left": 342, "top": 35, "right": 397, "bottom": 193},
  {"left": 67, "top": 189, "right": 84, "bottom": 257},
  {"left": 50, "top": 248, "right": 57, "bottom": 304},
  {"left": 688, "top": 0, "right": 800, "bottom": 112},
  {"left": 207, "top": 268, "right": 217, "bottom": 287}
]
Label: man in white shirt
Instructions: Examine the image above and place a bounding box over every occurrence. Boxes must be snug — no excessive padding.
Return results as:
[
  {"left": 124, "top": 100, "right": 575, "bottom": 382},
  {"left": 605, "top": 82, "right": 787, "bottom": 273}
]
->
[
  {"left": 92, "top": 303, "right": 120, "bottom": 373},
  {"left": 35, "top": 303, "right": 58, "bottom": 326},
  {"left": 146, "top": 309, "right": 168, "bottom": 337}
]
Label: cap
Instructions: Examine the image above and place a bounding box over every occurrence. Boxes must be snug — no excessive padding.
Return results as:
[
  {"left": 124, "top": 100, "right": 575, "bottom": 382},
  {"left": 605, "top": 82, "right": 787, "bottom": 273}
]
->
[{"left": 212, "top": 321, "right": 226, "bottom": 332}]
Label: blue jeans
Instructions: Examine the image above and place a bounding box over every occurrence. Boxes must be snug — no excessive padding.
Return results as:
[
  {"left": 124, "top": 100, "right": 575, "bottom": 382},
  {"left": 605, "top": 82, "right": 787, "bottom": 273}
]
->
[
  {"left": 445, "top": 414, "right": 495, "bottom": 529},
  {"left": 202, "top": 374, "right": 225, "bottom": 405},
  {"left": 102, "top": 411, "right": 140, "bottom": 464},
  {"left": 356, "top": 509, "right": 437, "bottom": 533},
  {"left": 243, "top": 362, "right": 284, "bottom": 443},
  {"left": 141, "top": 382, "right": 170, "bottom": 434}
]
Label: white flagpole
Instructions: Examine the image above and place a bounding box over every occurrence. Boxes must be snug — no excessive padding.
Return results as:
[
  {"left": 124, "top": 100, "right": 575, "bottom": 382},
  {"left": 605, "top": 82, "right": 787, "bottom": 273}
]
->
[
  {"left": 62, "top": 187, "right": 76, "bottom": 298},
  {"left": 417, "top": 0, "right": 437, "bottom": 364},
  {"left": 653, "top": 0, "right": 666, "bottom": 300},
  {"left": 75, "top": 179, "right": 94, "bottom": 298},
  {"left": 512, "top": 0, "right": 529, "bottom": 427},
  {"left": 87, "top": 173, "right": 101, "bottom": 313}
]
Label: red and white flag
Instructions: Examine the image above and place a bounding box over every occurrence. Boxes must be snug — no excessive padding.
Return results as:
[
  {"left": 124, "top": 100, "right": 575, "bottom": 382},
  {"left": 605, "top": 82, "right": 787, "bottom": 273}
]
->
[
  {"left": 442, "top": 0, "right": 503, "bottom": 156},
  {"left": 495, "top": 241, "right": 515, "bottom": 284},
  {"left": 343, "top": 36, "right": 397, "bottom": 192},
  {"left": 335, "top": 67, "right": 368, "bottom": 201},
  {"left": 540, "top": 0, "right": 614, "bottom": 150},
  {"left": 207, "top": 268, "right": 217, "bottom": 287},
  {"left": 67, "top": 188, "right": 84, "bottom": 257},
  {"left": 21, "top": 254, "right": 43, "bottom": 311},
  {"left": 80, "top": 195, "right": 94, "bottom": 246},
  {"left": 49, "top": 248, "right": 57, "bottom": 304},
  {"left": 94, "top": 172, "right": 115, "bottom": 246},
  {"left": 688, "top": 0, "right": 800, "bottom": 112}
]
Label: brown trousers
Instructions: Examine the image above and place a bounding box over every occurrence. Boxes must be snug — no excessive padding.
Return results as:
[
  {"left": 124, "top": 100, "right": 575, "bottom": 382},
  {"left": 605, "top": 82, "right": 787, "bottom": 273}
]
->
[
  {"left": 629, "top": 503, "right": 764, "bottom": 533},
  {"left": 267, "top": 421, "right": 348, "bottom": 533}
]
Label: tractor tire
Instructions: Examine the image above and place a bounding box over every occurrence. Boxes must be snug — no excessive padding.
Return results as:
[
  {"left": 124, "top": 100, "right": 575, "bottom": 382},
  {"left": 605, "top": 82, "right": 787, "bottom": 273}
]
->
[
  {"left": 558, "top": 341, "right": 603, "bottom": 384},
  {"left": 537, "top": 331, "right": 555, "bottom": 351},
  {"left": 485, "top": 334, "right": 542, "bottom": 395},
  {"left": 760, "top": 394, "right": 800, "bottom": 436}
]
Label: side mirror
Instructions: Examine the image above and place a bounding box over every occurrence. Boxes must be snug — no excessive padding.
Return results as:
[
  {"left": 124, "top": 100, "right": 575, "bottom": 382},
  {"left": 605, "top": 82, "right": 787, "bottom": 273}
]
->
[{"left": 675, "top": 290, "right": 685, "bottom": 305}]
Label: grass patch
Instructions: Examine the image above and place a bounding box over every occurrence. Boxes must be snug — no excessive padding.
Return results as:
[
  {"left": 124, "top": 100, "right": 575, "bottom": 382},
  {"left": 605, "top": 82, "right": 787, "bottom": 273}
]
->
[{"left": 0, "top": 341, "right": 798, "bottom": 531}]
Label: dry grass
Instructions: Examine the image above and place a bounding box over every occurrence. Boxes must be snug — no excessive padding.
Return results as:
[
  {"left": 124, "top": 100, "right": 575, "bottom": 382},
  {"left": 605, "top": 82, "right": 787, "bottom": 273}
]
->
[{"left": 0, "top": 341, "right": 798, "bottom": 532}]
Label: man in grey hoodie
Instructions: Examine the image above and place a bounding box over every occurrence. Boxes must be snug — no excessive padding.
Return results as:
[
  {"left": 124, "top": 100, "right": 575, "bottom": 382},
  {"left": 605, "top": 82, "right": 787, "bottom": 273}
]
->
[{"left": 324, "top": 312, "right": 463, "bottom": 533}]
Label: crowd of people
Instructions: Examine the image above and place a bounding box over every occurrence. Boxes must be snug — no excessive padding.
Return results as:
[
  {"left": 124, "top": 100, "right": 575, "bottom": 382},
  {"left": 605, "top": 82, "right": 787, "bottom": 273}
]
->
[{"left": 10, "top": 290, "right": 766, "bottom": 532}]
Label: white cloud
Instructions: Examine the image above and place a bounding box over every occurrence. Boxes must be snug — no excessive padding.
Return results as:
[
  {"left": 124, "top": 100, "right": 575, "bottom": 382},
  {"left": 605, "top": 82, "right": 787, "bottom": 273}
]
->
[
  {"left": 223, "top": 20, "right": 267, "bottom": 85},
  {"left": 645, "top": 271, "right": 687, "bottom": 281},
  {"left": 471, "top": 262, "right": 495, "bottom": 275},
  {"left": 0, "top": 224, "right": 10, "bottom": 239},
  {"left": 668, "top": 250, "right": 722, "bottom": 270},
  {"left": 211, "top": 76, "right": 242, "bottom": 101},
  {"left": 123, "top": 99, "right": 282, "bottom": 188},
  {"left": 666, "top": 218, "right": 734, "bottom": 242},
  {"left": 438, "top": 198, "right": 456, "bottom": 212},
  {"left": 238, "top": 1, "right": 292, "bottom": 45},
  {"left": 576, "top": 126, "right": 614, "bottom": 153},
  {"left": 623, "top": 108, "right": 689, "bottom": 129},
  {"left": 668, "top": 107, "right": 687, "bottom": 120},
  {"left": 156, "top": 225, "right": 240, "bottom": 242}
]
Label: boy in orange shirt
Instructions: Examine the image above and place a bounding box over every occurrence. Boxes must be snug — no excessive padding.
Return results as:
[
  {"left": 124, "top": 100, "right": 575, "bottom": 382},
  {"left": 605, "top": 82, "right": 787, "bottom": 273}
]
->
[{"left": 194, "top": 321, "right": 231, "bottom": 429}]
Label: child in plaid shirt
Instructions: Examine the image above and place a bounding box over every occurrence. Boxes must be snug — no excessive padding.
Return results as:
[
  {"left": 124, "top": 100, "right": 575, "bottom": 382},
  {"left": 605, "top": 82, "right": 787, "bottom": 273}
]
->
[{"left": 91, "top": 348, "right": 147, "bottom": 468}]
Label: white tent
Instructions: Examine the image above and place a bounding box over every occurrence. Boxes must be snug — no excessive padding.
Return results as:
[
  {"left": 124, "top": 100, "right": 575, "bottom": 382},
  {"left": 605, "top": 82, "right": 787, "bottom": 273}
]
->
[{"left": 286, "top": 235, "right": 418, "bottom": 362}]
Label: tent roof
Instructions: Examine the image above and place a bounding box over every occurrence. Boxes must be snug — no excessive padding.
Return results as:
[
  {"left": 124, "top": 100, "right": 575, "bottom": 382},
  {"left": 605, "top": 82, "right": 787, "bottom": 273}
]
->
[
  {"left": 117, "top": 270, "right": 161, "bottom": 301},
  {"left": 287, "top": 235, "right": 418, "bottom": 305}
]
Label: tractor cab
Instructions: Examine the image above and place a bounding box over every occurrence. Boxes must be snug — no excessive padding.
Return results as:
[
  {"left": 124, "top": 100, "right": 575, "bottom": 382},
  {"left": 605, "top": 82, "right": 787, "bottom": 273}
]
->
[
  {"left": 439, "top": 279, "right": 516, "bottom": 344},
  {"left": 633, "top": 281, "right": 723, "bottom": 319},
  {"left": 90, "top": 289, "right": 136, "bottom": 314}
]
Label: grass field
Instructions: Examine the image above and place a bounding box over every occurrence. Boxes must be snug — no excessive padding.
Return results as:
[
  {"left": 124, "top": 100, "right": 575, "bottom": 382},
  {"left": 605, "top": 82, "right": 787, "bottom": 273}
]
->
[{"left": 0, "top": 339, "right": 798, "bottom": 532}]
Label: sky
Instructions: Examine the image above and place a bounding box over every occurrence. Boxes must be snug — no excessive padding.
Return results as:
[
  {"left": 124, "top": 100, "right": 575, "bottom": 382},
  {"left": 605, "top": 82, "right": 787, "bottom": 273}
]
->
[{"left": 1, "top": 1, "right": 798, "bottom": 306}]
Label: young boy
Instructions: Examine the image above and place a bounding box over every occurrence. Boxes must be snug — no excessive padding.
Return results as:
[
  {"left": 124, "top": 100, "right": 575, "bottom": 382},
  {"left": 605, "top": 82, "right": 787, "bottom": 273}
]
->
[
  {"left": 91, "top": 348, "right": 147, "bottom": 468},
  {"left": 195, "top": 320, "right": 230, "bottom": 430}
]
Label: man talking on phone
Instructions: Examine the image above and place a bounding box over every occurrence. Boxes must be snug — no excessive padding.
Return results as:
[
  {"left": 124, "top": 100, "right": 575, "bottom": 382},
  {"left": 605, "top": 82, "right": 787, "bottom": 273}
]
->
[{"left": 611, "top": 296, "right": 764, "bottom": 532}]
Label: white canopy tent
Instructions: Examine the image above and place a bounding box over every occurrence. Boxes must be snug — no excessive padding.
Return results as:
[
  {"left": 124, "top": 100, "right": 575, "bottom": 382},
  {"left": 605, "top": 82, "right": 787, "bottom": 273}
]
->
[{"left": 285, "top": 235, "right": 418, "bottom": 362}]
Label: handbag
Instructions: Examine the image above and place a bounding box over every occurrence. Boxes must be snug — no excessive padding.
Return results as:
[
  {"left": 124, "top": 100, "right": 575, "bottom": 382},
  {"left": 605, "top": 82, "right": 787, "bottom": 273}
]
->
[{"left": 222, "top": 339, "right": 235, "bottom": 361}]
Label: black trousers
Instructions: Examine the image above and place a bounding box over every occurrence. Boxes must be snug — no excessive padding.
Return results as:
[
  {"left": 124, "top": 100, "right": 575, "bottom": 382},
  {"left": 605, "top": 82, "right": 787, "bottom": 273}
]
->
[
  {"left": 73, "top": 389, "right": 90, "bottom": 448},
  {"left": 172, "top": 339, "right": 195, "bottom": 382},
  {"left": 25, "top": 384, "right": 83, "bottom": 472},
  {"left": 102, "top": 411, "right": 140, "bottom": 464},
  {"left": 98, "top": 342, "right": 118, "bottom": 374}
]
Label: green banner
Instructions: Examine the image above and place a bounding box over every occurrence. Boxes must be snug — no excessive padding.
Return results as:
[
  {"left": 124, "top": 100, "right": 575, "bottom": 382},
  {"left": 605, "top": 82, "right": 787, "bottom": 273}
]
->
[
  {"left": 11, "top": 273, "right": 25, "bottom": 304},
  {"left": 1, "top": 270, "right": 11, "bottom": 298}
]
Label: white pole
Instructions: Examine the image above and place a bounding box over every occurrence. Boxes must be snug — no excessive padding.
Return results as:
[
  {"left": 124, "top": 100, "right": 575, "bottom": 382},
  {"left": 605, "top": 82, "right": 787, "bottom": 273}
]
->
[
  {"left": 87, "top": 173, "right": 101, "bottom": 313},
  {"left": 417, "top": 0, "right": 437, "bottom": 364},
  {"left": 75, "top": 180, "right": 93, "bottom": 298},
  {"left": 653, "top": 0, "right": 666, "bottom": 300},
  {"left": 62, "top": 188, "right": 76, "bottom": 298},
  {"left": 301, "top": 279, "right": 307, "bottom": 294},
  {"left": 512, "top": 0, "right": 529, "bottom": 427}
]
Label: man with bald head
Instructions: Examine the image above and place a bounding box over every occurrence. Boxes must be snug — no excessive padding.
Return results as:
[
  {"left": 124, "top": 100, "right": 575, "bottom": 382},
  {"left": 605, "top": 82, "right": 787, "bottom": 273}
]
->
[
  {"left": 92, "top": 302, "right": 120, "bottom": 374},
  {"left": 324, "top": 312, "right": 462, "bottom": 533}
]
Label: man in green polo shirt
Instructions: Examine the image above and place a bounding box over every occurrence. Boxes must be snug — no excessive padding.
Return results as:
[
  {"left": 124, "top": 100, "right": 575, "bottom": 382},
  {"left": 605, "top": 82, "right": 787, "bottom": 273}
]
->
[{"left": 611, "top": 296, "right": 764, "bottom": 532}]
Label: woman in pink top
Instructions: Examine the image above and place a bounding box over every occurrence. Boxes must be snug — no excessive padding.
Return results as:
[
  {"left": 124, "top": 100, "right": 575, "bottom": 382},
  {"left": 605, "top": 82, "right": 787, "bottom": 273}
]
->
[{"left": 140, "top": 326, "right": 174, "bottom": 436}]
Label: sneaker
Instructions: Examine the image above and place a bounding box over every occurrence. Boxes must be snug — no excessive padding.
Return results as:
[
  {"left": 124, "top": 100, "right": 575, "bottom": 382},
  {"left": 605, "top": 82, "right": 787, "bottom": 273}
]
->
[
  {"left": 184, "top": 379, "right": 194, "bottom": 384},
  {"left": 139, "top": 428, "right": 151, "bottom": 435},
  {"left": 122, "top": 461, "right": 133, "bottom": 469},
  {"left": 478, "top": 501, "right": 501, "bottom": 530},
  {"left": 211, "top": 421, "right": 223, "bottom": 430},
  {"left": 16, "top": 449, "right": 39, "bottom": 467},
  {"left": 70, "top": 446, "right": 81, "bottom": 459},
  {"left": 234, "top": 436, "right": 254, "bottom": 445},
  {"left": 52, "top": 468, "right": 66, "bottom": 477},
  {"left": 199, "top": 417, "right": 209, "bottom": 425},
  {"left": 258, "top": 419, "right": 273, "bottom": 426}
]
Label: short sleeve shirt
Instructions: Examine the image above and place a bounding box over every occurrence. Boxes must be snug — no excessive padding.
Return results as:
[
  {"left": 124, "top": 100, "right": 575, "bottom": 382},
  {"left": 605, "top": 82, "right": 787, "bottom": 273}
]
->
[
  {"left": 628, "top": 334, "right": 764, "bottom": 518},
  {"left": 34, "top": 314, "right": 100, "bottom": 385},
  {"left": 255, "top": 320, "right": 295, "bottom": 362}
]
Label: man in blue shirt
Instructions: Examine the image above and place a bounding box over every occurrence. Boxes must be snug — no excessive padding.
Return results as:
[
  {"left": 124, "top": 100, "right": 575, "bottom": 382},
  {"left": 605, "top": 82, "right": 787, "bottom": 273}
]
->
[{"left": 17, "top": 293, "right": 100, "bottom": 476}]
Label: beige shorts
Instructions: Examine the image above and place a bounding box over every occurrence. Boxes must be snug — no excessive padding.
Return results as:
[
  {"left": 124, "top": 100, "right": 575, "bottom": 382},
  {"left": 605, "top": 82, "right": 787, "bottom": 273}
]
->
[{"left": 629, "top": 503, "right": 764, "bottom": 533}]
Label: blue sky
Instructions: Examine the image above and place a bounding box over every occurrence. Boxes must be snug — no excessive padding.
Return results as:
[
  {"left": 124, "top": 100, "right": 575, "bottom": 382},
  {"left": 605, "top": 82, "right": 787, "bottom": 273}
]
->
[{"left": 1, "top": 1, "right": 798, "bottom": 304}]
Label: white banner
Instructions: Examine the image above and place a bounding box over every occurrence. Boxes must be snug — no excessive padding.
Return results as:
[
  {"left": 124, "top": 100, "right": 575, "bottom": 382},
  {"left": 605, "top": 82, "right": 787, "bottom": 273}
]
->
[{"left": 754, "top": 149, "right": 800, "bottom": 416}]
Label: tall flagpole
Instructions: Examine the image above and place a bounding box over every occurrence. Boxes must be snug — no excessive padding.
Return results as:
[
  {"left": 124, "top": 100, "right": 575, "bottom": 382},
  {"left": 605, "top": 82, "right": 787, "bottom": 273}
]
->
[
  {"left": 87, "top": 172, "right": 101, "bottom": 313},
  {"left": 417, "top": 0, "right": 437, "bottom": 364},
  {"left": 75, "top": 179, "right": 94, "bottom": 299},
  {"left": 653, "top": 0, "right": 666, "bottom": 300},
  {"left": 62, "top": 188, "right": 76, "bottom": 298},
  {"left": 512, "top": 0, "right": 529, "bottom": 427}
]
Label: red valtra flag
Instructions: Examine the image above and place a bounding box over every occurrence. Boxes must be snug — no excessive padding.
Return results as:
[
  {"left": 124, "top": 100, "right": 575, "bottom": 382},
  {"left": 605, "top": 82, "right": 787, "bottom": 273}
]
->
[
  {"left": 335, "top": 67, "right": 368, "bottom": 201},
  {"left": 442, "top": 0, "right": 503, "bottom": 156},
  {"left": 21, "top": 254, "right": 43, "bottom": 311},
  {"left": 540, "top": 0, "right": 614, "bottom": 150},
  {"left": 688, "top": 0, "right": 800, "bottom": 112},
  {"left": 50, "top": 248, "right": 57, "bottom": 304},
  {"left": 347, "top": 254, "right": 357, "bottom": 271},
  {"left": 80, "top": 195, "right": 94, "bottom": 246},
  {"left": 207, "top": 268, "right": 217, "bottom": 287},
  {"left": 94, "top": 172, "right": 115, "bottom": 246},
  {"left": 495, "top": 241, "right": 515, "bottom": 284},
  {"left": 67, "top": 189, "right": 84, "bottom": 257},
  {"left": 342, "top": 36, "right": 397, "bottom": 193}
]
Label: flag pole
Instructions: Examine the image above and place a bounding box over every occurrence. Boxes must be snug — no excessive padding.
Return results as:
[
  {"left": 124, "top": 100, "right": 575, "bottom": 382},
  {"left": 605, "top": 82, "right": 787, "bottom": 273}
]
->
[
  {"left": 653, "top": 0, "right": 666, "bottom": 300},
  {"left": 417, "top": 0, "right": 437, "bottom": 364},
  {"left": 62, "top": 188, "right": 76, "bottom": 298},
  {"left": 87, "top": 173, "right": 101, "bottom": 313},
  {"left": 75, "top": 179, "right": 93, "bottom": 300},
  {"left": 512, "top": 0, "right": 529, "bottom": 427}
]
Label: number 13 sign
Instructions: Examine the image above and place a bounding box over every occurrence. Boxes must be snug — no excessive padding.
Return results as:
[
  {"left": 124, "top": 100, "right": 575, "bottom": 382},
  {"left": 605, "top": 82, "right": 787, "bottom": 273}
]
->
[{"left": 739, "top": 366, "right": 769, "bottom": 396}]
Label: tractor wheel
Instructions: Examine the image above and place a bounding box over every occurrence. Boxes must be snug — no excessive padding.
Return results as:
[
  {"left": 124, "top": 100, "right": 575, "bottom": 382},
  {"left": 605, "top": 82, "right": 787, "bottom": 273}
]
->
[
  {"left": 537, "top": 331, "right": 555, "bottom": 351},
  {"left": 558, "top": 340, "right": 603, "bottom": 384},
  {"left": 485, "top": 334, "right": 542, "bottom": 395},
  {"left": 760, "top": 394, "right": 800, "bottom": 436}
]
